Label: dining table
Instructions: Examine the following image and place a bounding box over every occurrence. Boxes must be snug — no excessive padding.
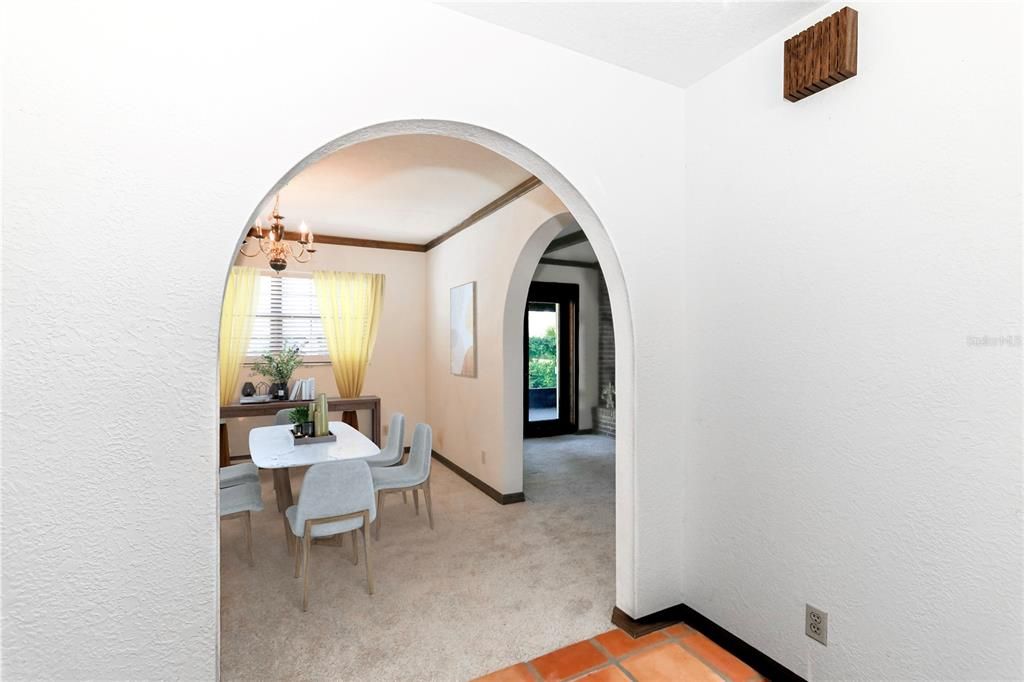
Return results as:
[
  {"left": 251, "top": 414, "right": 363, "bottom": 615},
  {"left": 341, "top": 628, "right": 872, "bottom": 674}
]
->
[{"left": 249, "top": 420, "right": 381, "bottom": 553}]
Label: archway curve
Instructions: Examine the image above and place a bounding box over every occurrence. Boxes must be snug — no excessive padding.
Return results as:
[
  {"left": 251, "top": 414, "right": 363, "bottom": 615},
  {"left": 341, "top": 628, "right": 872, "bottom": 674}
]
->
[{"left": 224, "top": 119, "right": 639, "bottom": 615}]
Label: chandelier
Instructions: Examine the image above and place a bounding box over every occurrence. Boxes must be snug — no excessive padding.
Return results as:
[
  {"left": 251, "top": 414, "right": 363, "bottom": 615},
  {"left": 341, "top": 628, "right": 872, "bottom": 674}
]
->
[{"left": 239, "top": 195, "right": 316, "bottom": 271}]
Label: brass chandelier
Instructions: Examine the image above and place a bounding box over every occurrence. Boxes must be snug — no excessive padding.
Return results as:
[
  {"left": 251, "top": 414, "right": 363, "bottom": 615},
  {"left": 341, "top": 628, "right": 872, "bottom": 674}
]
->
[{"left": 239, "top": 195, "right": 316, "bottom": 271}]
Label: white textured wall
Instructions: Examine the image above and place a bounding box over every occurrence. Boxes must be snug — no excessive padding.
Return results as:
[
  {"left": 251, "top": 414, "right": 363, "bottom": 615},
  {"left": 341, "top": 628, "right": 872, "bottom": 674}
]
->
[
  {"left": 226, "top": 245, "right": 427, "bottom": 454},
  {"left": 531, "top": 262, "right": 601, "bottom": 431},
  {"left": 425, "top": 187, "right": 568, "bottom": 493},
  {"left": 682, "top": 3, "right": 1022, "bottom": 679},
  {"left": 1, "top": 1, "right": 686, "bottom": 676}
]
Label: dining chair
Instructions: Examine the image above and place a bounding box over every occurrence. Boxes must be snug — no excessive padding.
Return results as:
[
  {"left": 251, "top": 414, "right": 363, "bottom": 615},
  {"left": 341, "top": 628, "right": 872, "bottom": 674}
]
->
[
  {"left": 219, "top": 461, "right": 260, "bottom": 488},
  {"left": 274, "top": 408, "right": 294, "bottom": 425},
  {"left": 371, "top": 423, "right": 433, "bottom": 540},
  {"left": 220, "top": 481, "right": 264, "bottom": 566},
  {"left": 286, "top": 460, "right": 376, "bottom": 611},
  {"left": 363, "top": 412, "right": 405, "bottom": 467}
]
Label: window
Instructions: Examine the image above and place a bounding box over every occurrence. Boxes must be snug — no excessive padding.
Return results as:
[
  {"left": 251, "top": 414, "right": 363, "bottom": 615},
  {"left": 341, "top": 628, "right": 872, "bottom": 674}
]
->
[{"left": 246, "top": 274, "right": 328, "bottom": 357}]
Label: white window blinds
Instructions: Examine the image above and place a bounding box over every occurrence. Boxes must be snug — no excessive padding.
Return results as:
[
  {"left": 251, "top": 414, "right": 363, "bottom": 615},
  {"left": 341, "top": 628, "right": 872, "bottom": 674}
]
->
[{"left": 246, "top": 274, "right": 328, "bottom": 356}]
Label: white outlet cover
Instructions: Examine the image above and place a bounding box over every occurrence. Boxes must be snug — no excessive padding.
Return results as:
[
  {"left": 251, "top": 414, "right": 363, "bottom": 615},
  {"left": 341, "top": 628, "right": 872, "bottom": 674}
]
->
[{"left": 805, "top": 604, "right": 828, "bottom": 646}]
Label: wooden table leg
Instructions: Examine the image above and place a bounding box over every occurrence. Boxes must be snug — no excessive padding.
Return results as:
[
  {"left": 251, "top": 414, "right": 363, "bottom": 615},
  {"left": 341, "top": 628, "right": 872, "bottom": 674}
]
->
[
  {"left": 371, "top": 397, "right": 381, "bottom": 446},
  {"left": 272, "top": 468, "right": 295, "bottom": 554},
  {"left": 219, "top": 421, "right": 231, "bottom": 468}
]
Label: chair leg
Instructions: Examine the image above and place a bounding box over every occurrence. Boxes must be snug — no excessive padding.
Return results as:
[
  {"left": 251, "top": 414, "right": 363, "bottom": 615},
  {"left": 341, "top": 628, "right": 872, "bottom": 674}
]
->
[
  {"left": 360, "top": 516, "right": 374, "bottom": 595},
  {"left": 423, "top": 480, "right": 434, "bottom": 530},
  {"left": 242, "top": 511, "right": 254, "bottom": 567},
  {"left": 282, "top": 514, "right": 295, "bottom": 555},
  {"left": 294, "top": 533, "right": 302, "bottom": 578},
  {"left": 413, "top": 489, "right": 419, "bottom": 516},
  {"left": 301, "top": 532, "right": 312, "bottom": 611},
  {"left": 350, "top": 530, "right": 358, "bottom": 565},
  {"left": 402, "top": 491, "right": 407, "bottom": 505},
  {"left": 375, "top": 491, "right": 384, "bottom": 541}
]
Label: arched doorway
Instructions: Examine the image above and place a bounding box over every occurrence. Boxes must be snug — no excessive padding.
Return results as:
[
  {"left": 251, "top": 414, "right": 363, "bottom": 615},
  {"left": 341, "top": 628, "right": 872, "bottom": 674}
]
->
[{"left": 219, "top": 120, "right": 639, "bottom": 651}]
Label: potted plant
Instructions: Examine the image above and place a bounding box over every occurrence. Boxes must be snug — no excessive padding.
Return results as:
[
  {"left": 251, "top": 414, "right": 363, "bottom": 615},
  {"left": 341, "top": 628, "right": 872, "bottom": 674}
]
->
[
  {"left": 289, "top": 405, "right": 313, "bottom": 437},
  {"left": 250, "top": 344, "right": 303, "bottom": 400}
]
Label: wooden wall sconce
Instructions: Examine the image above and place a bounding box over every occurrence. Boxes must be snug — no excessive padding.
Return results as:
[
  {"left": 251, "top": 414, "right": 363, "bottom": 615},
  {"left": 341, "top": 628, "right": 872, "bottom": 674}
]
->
[{"left": 784, "top": 6, "right": 858, "bottom": 102}]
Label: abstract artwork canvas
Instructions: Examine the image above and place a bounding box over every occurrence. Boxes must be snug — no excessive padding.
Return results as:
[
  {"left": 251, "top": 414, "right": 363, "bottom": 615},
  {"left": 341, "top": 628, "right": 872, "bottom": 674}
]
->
[{"left": 450, "top": 281, "right": 477, "bottom": 377}]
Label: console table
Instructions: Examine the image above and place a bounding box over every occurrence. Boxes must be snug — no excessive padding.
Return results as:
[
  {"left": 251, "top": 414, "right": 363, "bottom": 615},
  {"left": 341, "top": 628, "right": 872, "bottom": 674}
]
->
[{"left": 219, "top": 395, "right": 381, "bottom": 467}]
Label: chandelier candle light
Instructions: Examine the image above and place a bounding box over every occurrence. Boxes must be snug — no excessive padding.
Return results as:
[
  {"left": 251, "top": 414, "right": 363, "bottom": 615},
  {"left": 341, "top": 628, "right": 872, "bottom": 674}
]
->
[{"left": 239, "top": 194, "right": 316, "bottom": 271}]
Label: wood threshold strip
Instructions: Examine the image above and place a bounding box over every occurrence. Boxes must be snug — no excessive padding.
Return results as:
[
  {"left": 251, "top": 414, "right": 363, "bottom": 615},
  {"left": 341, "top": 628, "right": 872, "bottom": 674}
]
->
[
  {"left": 279, "top": 174, "right": 542, "bottom": 254},
  {"left": 431, "top": 450, "right": 525, "bottom": 505}
]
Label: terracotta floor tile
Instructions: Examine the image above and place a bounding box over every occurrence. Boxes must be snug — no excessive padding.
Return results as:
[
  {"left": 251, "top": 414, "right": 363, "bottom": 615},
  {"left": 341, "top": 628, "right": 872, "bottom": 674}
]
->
[
  {"left": 531, "top": 640, "right": 608, "bottom": 681},
  {"left": 662, "top": 623, "right": 696, "bottom": 639},
  {"left": 594, "top": 628, "right": 668, "bottom": 658},
  {"left": 621, "top": 642, "right": 721, "bottom": 682},
  {"left": 472, "top": 662, "right": 536, "bottom": 682},
  {"left": 681, "top": 632, "right": 760, "bottom": 682},
  {"left": 574, "top": 665, "right": 631, "bottom": 681}
]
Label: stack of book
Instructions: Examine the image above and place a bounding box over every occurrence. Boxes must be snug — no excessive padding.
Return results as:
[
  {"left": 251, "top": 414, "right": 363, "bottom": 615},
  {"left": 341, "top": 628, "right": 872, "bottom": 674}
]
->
[{"left": 288, "top": 377, "right": 317, "bottom": 401}]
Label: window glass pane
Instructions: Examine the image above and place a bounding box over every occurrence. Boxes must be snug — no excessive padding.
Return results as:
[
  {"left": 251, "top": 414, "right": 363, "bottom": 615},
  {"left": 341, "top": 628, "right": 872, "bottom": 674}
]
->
[
  {"left": 527, "top": 303, "right": 558, "bottom": 422},
  {"left": 246, "top": 275, "right": 327, "bottom": 356}
]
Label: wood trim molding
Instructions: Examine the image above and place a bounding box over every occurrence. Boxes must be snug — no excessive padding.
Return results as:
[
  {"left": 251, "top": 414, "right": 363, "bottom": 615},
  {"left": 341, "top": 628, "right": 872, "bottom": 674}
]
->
[
  {"left": 282, "top": 231, "right": 426, "bottom": 252},
  {"left": 431, "top": 450, "right": 525, "bottom": 505},
  {"left": 611, "top": 604, "right": 804, "bottom": 681},
  {"left": 424, "top": 175, "right": 542, "bottom": 251},
  {"left": 539, "top": 257, "right": 600, "bottom": 270},
  {"left": 279, "top": 174, "right": 542, "bottom": 254},
  {"left": 544, "top": 229, "right": 588, "bottom": 254}
]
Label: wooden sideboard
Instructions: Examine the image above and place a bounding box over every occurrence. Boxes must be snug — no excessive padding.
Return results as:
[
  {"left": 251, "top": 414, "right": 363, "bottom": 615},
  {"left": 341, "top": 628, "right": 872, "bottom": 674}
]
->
[{"left": 219, "top": 395, "right": 381, "bottom": 467}]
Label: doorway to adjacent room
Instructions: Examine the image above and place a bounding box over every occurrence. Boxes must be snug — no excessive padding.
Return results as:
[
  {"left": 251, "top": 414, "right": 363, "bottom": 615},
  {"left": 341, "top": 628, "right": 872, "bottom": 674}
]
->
[{"left": 524, "top": 281, "right": 579, "bottom": 437}]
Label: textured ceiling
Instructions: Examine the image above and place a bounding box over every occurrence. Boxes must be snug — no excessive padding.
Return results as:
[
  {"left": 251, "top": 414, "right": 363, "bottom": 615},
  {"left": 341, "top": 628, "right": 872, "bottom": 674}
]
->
[
  {"left": 441, "top": 1, "right": 825, "bottom": 88},
  {"left": 275, "top": 134, "right": 532, "bottom": 243}
]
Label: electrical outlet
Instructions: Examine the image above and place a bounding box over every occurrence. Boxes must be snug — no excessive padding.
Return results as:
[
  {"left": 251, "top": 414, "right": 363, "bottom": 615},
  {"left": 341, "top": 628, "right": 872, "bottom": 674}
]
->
[
  {"left": 805, "top": 604, "right": 828, "bottom": 646},
  {"left": 481, "top": 450, "right": 487, "bottom": 464}
]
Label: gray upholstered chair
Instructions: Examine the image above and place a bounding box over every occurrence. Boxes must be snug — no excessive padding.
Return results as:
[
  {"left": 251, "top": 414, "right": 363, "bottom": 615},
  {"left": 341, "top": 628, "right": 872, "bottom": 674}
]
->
[
  {"left": 219, "top": 462, "right": 260, "bottom": 489},
  {"left": 371, "top": 423, "right": 433, "bottom": 540},
  {"left": 220, "top": 481, "right": 264, "bottom": 566},
  {"left": 217, "top": 409, "right": 292, "bottom": 491},
  {"left": 363, "top": 412, "right": 405, "bottom": 468},
  {"left": 286, "top": 460, "right": 377, "bottom": 611},
  {"left": 223, "top": 408, "right": 287, "bottom": 494},
  {"left": 219, "top": 418, "right": 261, "bottom": 488}
]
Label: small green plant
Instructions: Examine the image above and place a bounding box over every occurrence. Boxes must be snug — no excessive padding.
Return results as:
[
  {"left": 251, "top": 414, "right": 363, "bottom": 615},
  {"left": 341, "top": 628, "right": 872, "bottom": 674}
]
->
[
  {"left": 250, "top": 344, "right": 304, "bottom": 385},
  {"left": 289, "top": 406, "right": 310, "bottom": 425}
]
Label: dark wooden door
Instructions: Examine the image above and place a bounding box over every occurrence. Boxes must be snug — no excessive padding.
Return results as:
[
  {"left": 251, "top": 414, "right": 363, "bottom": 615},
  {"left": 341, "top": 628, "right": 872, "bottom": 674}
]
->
[{"left": 524, "top": 281, "right": 579, "bottom": 438}]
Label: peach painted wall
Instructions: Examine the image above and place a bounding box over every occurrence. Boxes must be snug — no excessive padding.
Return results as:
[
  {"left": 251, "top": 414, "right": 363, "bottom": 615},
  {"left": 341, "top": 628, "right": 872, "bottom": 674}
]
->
[{"left": 226, "top": 244, "right": 426, "bottom": 453}]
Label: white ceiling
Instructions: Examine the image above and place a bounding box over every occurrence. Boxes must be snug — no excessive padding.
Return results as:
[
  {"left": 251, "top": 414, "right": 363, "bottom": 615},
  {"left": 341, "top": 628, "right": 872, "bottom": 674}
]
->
[
  {"left": 547, "top": 238, "right": 598, "bottom": 263},
  {"left": 274, "top": 134, "right": 532, "bottom": 244},
  {"left": 441, "top": 1, "right": 825, "bottom": 88},
  {"left": 274, "top": 4, "right": 827, "bottom": 245}
]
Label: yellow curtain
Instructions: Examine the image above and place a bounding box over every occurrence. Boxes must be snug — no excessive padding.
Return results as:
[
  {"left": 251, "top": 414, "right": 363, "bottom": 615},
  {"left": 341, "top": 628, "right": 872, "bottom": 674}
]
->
[
  {"left": 219, "top": 266, "right": 259, "bottom": 406},
  {"left": 314, "top": 271, "right": 385, "bottom": 399}
]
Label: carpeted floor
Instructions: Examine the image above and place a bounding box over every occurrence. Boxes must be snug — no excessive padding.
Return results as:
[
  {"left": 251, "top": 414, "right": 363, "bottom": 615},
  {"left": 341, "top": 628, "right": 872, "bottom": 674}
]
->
[{"left": 220, "top": 434, "right": 615, "bottom": 681}]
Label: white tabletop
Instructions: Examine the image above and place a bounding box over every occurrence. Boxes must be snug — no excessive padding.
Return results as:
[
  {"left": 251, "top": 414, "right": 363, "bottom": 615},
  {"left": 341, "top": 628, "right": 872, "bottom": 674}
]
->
[{"left": 248, "top": 421, "right": 381, "bottom": 469}]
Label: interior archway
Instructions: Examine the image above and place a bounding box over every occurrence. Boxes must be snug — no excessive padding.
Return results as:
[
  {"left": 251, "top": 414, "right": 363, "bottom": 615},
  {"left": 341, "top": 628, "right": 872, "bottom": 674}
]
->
[{"left": 220, "top": 118, "right": 639, "bottom": 628}]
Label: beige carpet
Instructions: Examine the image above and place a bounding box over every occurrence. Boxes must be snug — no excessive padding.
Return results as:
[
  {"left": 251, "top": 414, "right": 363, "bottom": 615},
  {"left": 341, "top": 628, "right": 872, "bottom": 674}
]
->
[{"left": 220, "top": 434, "right": 616, "bottom": 681}]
